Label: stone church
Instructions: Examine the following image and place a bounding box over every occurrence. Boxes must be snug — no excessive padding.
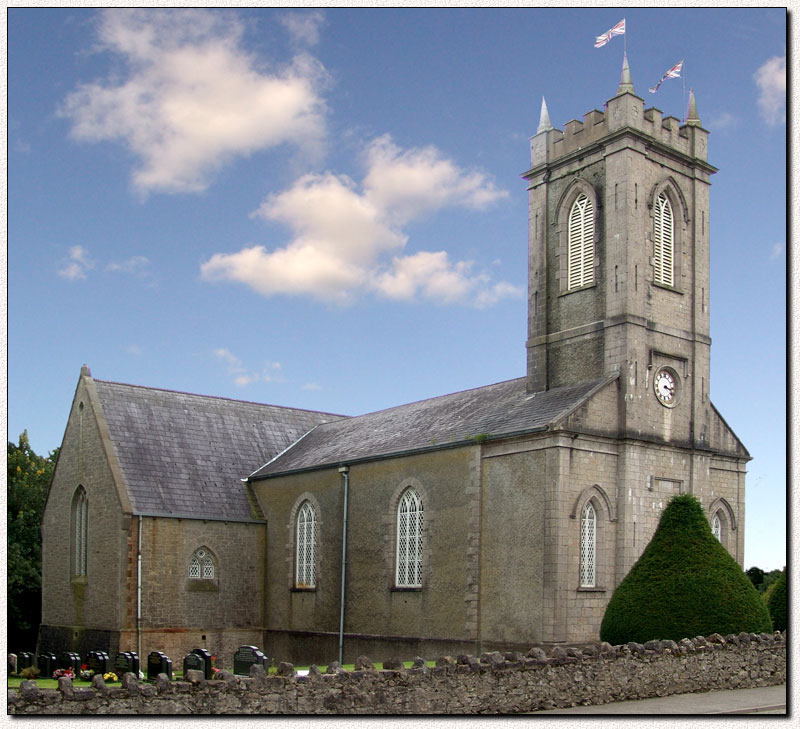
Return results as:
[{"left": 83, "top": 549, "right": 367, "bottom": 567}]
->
[{"left": 39, "top": 61, "right": 749, "bottom": 667}]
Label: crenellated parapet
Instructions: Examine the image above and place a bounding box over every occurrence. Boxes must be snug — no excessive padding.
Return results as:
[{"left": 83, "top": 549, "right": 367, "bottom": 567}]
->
[{"left": 529, "top": 85, "right": 710, "bottom": 171}]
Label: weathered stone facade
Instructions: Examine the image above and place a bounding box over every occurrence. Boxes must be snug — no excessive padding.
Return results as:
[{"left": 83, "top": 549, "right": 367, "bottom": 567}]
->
[
  {"left": 39, "top": 64, "right": 750, "bottom": 668},
  {"left": 10, "top": 632, "right": 786, "bottom": 715}
]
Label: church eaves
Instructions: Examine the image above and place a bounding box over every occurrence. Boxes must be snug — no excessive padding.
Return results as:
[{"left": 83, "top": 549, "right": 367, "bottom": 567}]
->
[{"left": 249, "top": 375, "right": 617, "bottom": 479}]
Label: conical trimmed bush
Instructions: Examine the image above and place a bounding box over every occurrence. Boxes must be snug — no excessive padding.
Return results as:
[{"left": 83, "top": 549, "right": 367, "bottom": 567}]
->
[
  {"left": 766, "top": 568, "right": 786, "bottom": 631},
  {"left": 600, "top": 494, "right": 772, "bottom": 644}
]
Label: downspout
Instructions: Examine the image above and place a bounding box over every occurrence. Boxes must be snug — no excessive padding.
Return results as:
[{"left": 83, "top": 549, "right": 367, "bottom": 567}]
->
[
  {"left": 137, "top": 515, "right": 142, "bottom": 664},
  {"left": 338, "top": 466, "right": 350, "bottom": 666}
]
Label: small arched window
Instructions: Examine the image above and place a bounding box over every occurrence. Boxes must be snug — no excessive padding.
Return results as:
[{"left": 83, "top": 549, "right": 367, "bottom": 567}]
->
[
  {"left": 295, "top": 501, "right": 317, "bottom": 588},
  {"left": 189, "top": 548, "right": 215, "bottom": 580},
  {"left": 712, "top": 512, "right": 722, "bottom": 542},
  {"left": 580, "top": 502, "right": 596, "bottom": 587},
  {"left": 653, "top": 193, "right": 675, "bottom": 286},
  {"left": 567, "top": 193, "right": 595, "bottom": 290},
  {"left": 396, "top": 488, "right": 424, "bottom": 587},
  {"left": 71, "top": 486, "right": 88, "bottom": 577}
]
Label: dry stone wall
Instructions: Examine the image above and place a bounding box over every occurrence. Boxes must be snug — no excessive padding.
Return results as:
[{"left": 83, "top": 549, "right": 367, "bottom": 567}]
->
[{"left": 9, "top": 632, "right": 786, "bottom": 715}]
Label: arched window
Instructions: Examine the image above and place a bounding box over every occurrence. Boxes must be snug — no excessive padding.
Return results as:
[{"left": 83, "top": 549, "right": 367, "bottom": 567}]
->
[
  {"left": 396, "top": 488, "right": 423, "bottom": 587},
  {"left": 580, "top": 502, "right": 596, "bottom": 587},
  {"left": 295, "top": 501, "right": 317, "bottom": 588},
  {"left": 712, "top": 512, "right": 722, "bottom": 542},
  {"left": 567, "top": 193, "right": 595, "bottom": 289},
  {"left": 653, "top": 193, "right": 675, "bottom": 286},
  {"left": 189, "top": 548, "right": 215, "bottom": 580},
  {"left": 71, "top": 486, "right": 88, "bottom": 577}
]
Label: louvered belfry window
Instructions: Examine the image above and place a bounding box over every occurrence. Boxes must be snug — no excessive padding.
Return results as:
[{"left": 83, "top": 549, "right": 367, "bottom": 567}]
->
[
  {"left": 296, "top": 501, "right": 317, "bottom": 588},
  {"left": 567, "top": 193, "right": 595, "bottom": 289},
  {"left": 580, "top": 502, "right": 596, "bottom": 588},
  {"left": 396, "top": 489, "right": 423, "bottom": 587},
  {"left": 72, "top": 486, "right": 88, "bottom": 577},
  {"left": 712, "top": 513, "right": 722, "bottom": 542},
  {"left": 654, "top": 193, "right": 675, "bottom": 286}
]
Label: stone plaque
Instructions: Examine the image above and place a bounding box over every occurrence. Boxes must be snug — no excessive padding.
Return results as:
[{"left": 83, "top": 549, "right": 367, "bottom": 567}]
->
[
  {"left": 233, "top": 645, "right": 267, "bottom": 677},
  {"left": 87, "top": 650, "right": 109, "bottom": 675},
  {"left": 147, "top": 651, "right": 173, "bottom": 681},
  {"left": 191, "top": 648, "right": 213, "bottom": 680}
]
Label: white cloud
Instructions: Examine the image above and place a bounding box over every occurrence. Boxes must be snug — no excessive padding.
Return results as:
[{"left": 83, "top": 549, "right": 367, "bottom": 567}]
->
[
  {"left": 107, "top": 255, "right": 150, "bottom": 273},
  {"left": 60, "top": 9, "right": 328, "bottom": 193},
  {"left": 58, "top": 245, "right": 95, "bottom": 280},
  {"left": 280, "top": 10, "right": 325, "bottom": 47},
  {"left": 213, "top": 348, "right": 286, "bottom": 386},
  {"left": 769, "top": 242, "right": 784, "bottom": 261},
  {"left": 202, "top": 137, "right": 519, "bottom": 307},
  {"left": 363, "top": 135, "right": 507, "bottom": 225},
  {"left": 754, "top": 54, "right": 785, "bottom": 126},
  {"left": 302, "top": 382, "right": 322, "bottom": 391}
]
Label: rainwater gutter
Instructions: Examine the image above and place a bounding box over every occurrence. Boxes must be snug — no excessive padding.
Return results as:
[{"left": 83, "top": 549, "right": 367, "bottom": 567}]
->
[
  {"left": 137, "top": 515, "right": 143, "bottom": 664},
  {"left": 338, "top": 465, "right": 350, "bottom": 666}
]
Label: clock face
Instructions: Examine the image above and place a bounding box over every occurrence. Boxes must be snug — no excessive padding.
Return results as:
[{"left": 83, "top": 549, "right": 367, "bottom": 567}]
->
[{"left": 654, "top": 368, "right": 678, "bottom": 406}]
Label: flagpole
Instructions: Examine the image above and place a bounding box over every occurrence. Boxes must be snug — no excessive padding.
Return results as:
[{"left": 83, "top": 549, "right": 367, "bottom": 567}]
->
[{"left": 682, "top": 61, "right": 686, "bottom": 122}]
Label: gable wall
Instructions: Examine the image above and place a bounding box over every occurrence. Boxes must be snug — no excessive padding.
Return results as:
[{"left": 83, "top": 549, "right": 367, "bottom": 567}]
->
[
  {"left": 121, "top": 515, "right": 265, "bottom": 668},
  {"left": 39, "top": 378, "right": 129, "bottom": 656}
]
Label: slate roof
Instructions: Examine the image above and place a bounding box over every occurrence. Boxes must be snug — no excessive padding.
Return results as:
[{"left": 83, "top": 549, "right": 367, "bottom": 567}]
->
[
  {"left": 250, "top": 376, "right": 615, "bottom": 479},
  {"left": 92, "top": 379, "right": 346, "bottom": 521}
]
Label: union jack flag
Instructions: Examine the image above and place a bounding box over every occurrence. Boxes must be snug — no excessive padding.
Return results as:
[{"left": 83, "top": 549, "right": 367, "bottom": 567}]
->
[
  {"left": 594, "top": 19, "right": 625, "bottom": 48},
  {"left": 649, "top": 60, "right": 684, "bottom": 93}
]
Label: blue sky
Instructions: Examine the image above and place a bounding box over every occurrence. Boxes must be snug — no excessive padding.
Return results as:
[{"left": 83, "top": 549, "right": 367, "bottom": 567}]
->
[{"left": 8, "top": 8, "right": 786, "bottom": 570}]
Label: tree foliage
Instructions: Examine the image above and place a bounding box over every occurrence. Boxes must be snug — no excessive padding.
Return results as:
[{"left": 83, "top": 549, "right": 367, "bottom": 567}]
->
[
  {"left": 8, "top": 431, "right": 58, "bottom": 650},
  {"left": 600, "top": 494, "right": 772, "bottom": 645},
  {"left": 766, "top": 568, "right": 787, "bottom": 631}
]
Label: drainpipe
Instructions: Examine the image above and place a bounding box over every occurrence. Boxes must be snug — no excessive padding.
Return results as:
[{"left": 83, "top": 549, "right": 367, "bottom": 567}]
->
[
  {"left": 137, "top": 515, "right": 142, "bottom": 664},
  {"left": 338, "top": 466, "right": 350, "bottom": 666}
]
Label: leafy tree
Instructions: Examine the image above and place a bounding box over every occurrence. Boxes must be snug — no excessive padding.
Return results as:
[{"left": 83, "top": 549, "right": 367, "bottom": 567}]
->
[
  {"left": 766, "top": 568, "right": 787, "bottom": 631},
  {"left": 600, "top": 494, "right": 772, "bottom": 644},
  {"left": 746, "top": 566, "right": 765, "bottom": 589},
  {"left": 759, "top": 568, "right": 783, "bottom": 594},
  {"left": 8, "top": 431, "right": 58, "bottom": 651}
]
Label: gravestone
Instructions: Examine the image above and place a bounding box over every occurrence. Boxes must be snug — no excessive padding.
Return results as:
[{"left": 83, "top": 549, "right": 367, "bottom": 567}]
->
[
  {"left": 37, "top": 652, "right": 57, "bottom": 677},
  {"left": 191, "top": 648, "right": 213, "bottom": 680},
  {"left": 59, "top": 651, "right": 81, "bottom": 672},
  {"left": 147, "top": 651, "right": 173, "bottom": 681},
  {"left": 87, "top": 650, "right": 109, "bottom": 675},
  {"left": 233, "top": 645, "right": 268, "bottom": 677},
  {"left": 8, "top": 654, "right": 17, "bottom": 675},
  {"left": 18, "top": 652, "right": 35, "bottom": 671},
  {"left": 114, "top": 651, "right": 140, "bottom": 677},
  {"left": 182, "top": 652, "right": 205, "bottom": 677}
]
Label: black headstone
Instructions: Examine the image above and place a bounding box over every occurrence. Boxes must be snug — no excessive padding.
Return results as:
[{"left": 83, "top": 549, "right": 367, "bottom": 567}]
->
[
  {"left": 191, "top": 648, "right": 213, "bottom": 679},
  {"left": 37, "top": 652, "right": 57, "bottom": 676},
  {"left": 87, "top": 650, "right": 109, "bottom": 675},
  {"left": 182, "top": 652, "right": 205, "bottom": 677},
  {"left": 233, "top": 645, "right": 268, "bottom": 677},
  {"left": 18, "top": 652, "right": 34, "bottom": 671},
  {"left": 147, "top": 651, "right": 173, "bottom": 681},
  {"left": 59, "top": 652, "right": 81, "bottom": 672},
  {"left": 114, "top": 651, "right": 139, "bottom": 676}
]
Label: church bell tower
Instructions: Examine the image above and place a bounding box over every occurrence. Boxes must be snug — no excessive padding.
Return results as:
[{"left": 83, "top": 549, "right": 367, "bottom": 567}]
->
[{"left": 522, "top": 57, "right": 717, "bottom": 449}]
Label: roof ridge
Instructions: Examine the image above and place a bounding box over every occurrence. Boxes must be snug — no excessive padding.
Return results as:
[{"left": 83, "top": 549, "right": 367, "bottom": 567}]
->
[
  {"left": 349, "top": 376, "right": 526, "bottom": 419},
  {"left": 92, "top": 378, "right": 349, "bottom": 419}
]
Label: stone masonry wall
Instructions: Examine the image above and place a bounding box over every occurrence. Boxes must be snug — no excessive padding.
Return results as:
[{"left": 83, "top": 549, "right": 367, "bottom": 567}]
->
[{"left": 9, "top": 632, "right": 785, "bottom": 715}]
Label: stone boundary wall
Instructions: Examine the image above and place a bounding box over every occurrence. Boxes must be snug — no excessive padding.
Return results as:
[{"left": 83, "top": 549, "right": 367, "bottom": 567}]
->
[{"left": 9, "top": 632, "right": 786, "bottom": 715}]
